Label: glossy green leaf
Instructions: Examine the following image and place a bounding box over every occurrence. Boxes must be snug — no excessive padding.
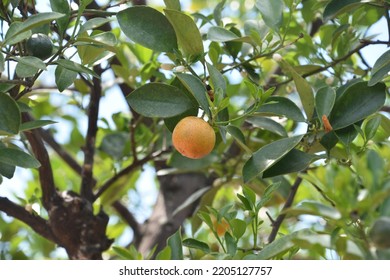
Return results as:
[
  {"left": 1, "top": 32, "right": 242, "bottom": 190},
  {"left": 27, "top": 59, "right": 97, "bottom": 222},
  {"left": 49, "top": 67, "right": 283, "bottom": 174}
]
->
[
  {"left": 0, "top": 162, "right": 15, "bottom": 179},
  {"left": 284, "top": 201, "right": 342, "bottom": 220},
  {"left": 335, "top": 124, "right": 360, "bottom": 146},
  {"left": 55, "top": 65, "right": 77, "bottom": 92},
  {"left": 263, "top": 149, "right": 320, "bottom": 178},
  {"left": 176, "top": 73, "right": 211, "bottom": 117},
  {"left": 255, "top": 0, "right": 283, "bottom": 30},
  {"left": 207, "top": 26, "right": 239, "bottom": 42},
  {"left": 7, "top": 12, "right": 65, "bottom": 40},
  {"left": 207, "top": 62, "right": 226, "bottom": 93},
  {"left": 164, "top": 9, "right": 204, "bottom": 59},
  {"left": 99, "top": 132, "right": 130, "bottom": 160},
  {"left": 3, "top": 22, "right": 31, "bottom": 45},
  {"left": 225, "top": 232, "right": 237, "bottom": 256},
  {"left": 127, "top": 83, "right": 194, "bottom": 118},
  {"left": 246, "top": 116, "right": 287, "bottom": 137},
  {"left": 169, "top": 151, "right": 217, "bottom": 170},
  {"left": 0, "top": 148, "right": 41, "bottom": 168},
  {"left": 243, "top": 135, "right": 304, "bottom": 182},
  {"left": 257, "top": 96, "right": 306, "bottom": 122},
  {"left": 368, "top": 49, "right": 390, "bottom": 86},
  {"left": 117, "top": 6, "right": 177, "bottom": 52},
  {"left": 0, "top": 93, "right": 20, "bottom": 135},
  {"left": 315, "top": 86, "right": 336, "bottom": 119},
  {"left": 167, "top": 229, "right": 183, "bottom": 260},
  {"left": 329, "top": 82, "right": 386, "bottom": 130},
  {"left": 50, "top": 0, "right": 70, "bottom": 37},
  {"left": 365, "top": 115, "right": 382, "bottom": 141},
  {"left": 183, "top": 238, "right": 210, "bottom": 253},
  {"left": 323, "top": 0, "right": 362, "bottom": 21},
  {"left": 20, "top": 120, "right": 57, "bottom": 132},
  {"left": 76, "top": 32, "right": 117, "bottom": 50},
  {"left": 79, "top": 18, "right": 112, "bottom": 34},
  {"left": 15, "top": 56, "right": 46, "bottom": 78},
  {"left": 227, "top": 125, "right": 246, "bottom": 145},
  {"left": 55, "top": 59, "right": 99, "bottom": 78}
]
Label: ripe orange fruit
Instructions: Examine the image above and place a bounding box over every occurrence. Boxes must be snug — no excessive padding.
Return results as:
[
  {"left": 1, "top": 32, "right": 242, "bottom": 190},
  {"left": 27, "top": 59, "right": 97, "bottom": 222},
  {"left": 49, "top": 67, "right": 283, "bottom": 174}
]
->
[{"left": 172, "top": 116, "right": 215, "bottom": 159}]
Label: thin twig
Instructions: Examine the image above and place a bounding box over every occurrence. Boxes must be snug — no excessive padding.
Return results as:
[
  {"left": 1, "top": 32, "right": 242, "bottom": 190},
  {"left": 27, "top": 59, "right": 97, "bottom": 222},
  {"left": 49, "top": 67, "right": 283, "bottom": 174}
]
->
[
  {"left": 268, "top": 176, "right": 303, "bottom": 243},
  {"left": 112, "top": 201, "right": 142, "bottom": 245}
]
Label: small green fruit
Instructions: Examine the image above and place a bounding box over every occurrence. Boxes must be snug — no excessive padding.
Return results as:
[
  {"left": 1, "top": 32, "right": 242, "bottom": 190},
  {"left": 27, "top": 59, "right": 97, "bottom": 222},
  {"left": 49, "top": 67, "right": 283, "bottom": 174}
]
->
[
  {"left": 26, "top": 33, "right": 53, "bottom": 60},
  {"left": 369, "top": 217, "right": 390, "bottom": 249}
]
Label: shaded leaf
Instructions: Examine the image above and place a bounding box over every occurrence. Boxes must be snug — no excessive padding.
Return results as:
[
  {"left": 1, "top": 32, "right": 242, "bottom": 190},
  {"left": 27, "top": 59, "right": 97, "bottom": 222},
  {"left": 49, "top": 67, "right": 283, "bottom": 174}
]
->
[
  {"left": 164, "top": 9, "right": 204, "bottom": 59},
  {"left": 55, "top": 59, "right": 99, "bottom": 78},
  {"left": 164, "top": 0, "right": 181, "bottom": 10},
  {"left": 329, "top": 82, "right": 386, "bottom": 130},
  {"left": 176, "top": 73, "right": 211, "bottom": 117},
  {"left": 127, "top": 83, "right": 194, "bottom": 118},
  {"left": 3, "top": 22, "right": 31, "bottom": 45},
  {"left": 20, "top": 120, "right": 56, "bottom": 131},
  {"left": 79, "top": 18, "right": 112, "bottom": 33},
  {"left": 315, "top": 86, "right": 336, "bottom": 119},
  {"left": 169, "top": 151, "right": 217, "bottom": 171},
  {"left": 231, "top": 219, "right": 247, "bottom": 240},
  {"left": 369, "top": 49, "right": 390, "bottom": 86},
  {"left": 15, "top": 56, "right": 46, "bottom": 78},
  {"left": 255, "top": 0, "right": 283, "bottom": 30},
  {"left": 0, "top": 148, "right": 41, "bottom": 168},
  {"left": 263, "top": 149, "right": 320, "bottom": 178},
  {"left": 243, "top": 135, "right": 304, "bottom": 182},
  {"left": 246, "top": 116, "right": 287, "bottom": 137},
  {"left": 183, "top": 238, "right": 210, "bottom": 253},
  {"left": 167, "top": 229, "right": 183, "bottom": 260},
  {"left": 207, "top": 26, "right": 239, "bottom": 42},
  {"left": 0, "top": 93, "right": 20, "bottom": 135},
  {"left": 50, "top": 0, "right": 70, "bottom": 37},
  {"left": 323, "top": 0, "right": 362, "bottom": 21},
  {"left": 55, "top": 65, "right": 77, "bottom": 92},
  {"left": 117, "top": 6, "right": 177, "bottom": 52},
  {"left": 257, "top": 96, "right": 306, "bottom": 122},
  {"left": 0, "top": 162, "right": 15, "bottom": 179}
]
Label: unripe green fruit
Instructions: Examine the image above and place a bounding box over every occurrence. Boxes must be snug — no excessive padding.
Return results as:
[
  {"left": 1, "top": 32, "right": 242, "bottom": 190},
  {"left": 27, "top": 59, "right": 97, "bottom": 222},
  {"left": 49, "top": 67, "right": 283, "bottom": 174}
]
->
[
  {"left": 369, "top": 217, "right": 390, "bottom": 249},
  {"left": 26, "top": 33, "right": 53, "bottom": 60}
]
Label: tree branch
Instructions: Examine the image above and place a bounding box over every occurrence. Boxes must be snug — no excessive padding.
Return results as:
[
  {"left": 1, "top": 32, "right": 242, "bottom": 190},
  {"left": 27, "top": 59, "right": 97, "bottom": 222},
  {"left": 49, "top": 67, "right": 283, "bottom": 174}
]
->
[
  {"left": 112, "top": 200, "right": 142, "bottom": 245},
  {"left": 268, "top": 176, "right": 303, "bottom": 243},
  {"left": 0, "top": 197, "right": 58, "bottom": 244},
  {"left": 22, "top": 113, "right": 58, "bottom": 210},
  {"left": 80, "top": 73, "right": 102, "bottom": 202}
]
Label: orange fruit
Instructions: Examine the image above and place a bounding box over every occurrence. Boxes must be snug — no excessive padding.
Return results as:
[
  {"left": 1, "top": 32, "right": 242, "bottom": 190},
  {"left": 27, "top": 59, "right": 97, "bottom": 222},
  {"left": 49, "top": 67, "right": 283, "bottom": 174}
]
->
[{"left": 172, "top": 116, "right": 215, "bottom": 159}]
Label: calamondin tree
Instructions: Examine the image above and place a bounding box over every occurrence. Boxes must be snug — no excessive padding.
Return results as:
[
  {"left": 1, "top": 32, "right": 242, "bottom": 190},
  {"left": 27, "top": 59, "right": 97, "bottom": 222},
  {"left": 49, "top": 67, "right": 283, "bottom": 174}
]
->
[{"left": 0, "top": 0, "right": 390, "bottom": 260}]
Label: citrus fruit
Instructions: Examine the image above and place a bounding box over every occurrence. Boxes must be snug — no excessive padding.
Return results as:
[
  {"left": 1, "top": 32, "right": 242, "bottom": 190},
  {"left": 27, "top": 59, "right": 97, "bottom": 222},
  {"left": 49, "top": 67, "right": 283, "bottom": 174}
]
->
[
  {"left": 26, "top": 33, "right": 53, "bottom": 60},
  {"left": 214, "top": 218, "right": 230, "bottom": 237},
  {"left": 172, "top": 116, "right": 215, "bottom": 159},
  {"left": 369, "top": 217, "right": 390, "bottom": 249}
]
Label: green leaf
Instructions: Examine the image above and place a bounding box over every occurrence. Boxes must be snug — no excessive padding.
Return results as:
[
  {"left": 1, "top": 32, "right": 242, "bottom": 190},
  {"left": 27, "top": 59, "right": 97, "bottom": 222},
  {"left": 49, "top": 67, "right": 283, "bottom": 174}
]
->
[
  {"left": 0, "top": 162, "right": 15, "bottom": 179},
  {"left": 55, "top": 65, "right": 78, "bottom": 92},
  {"left": 315, "top": 86, "right": 336, "bottom": 119},
  {"left": 176, "top": 73, "right": 211, "bottom": 117},
  {"left": 263, "top": 149, "right": 320, "bottom": 178},
  {"left": 369, "top": 49, "right": 390, "bottom": 86},
  {"left": 169, "top": 151, "right": 217, "bottom": 170},
  {"left": 112, "top": 246, "right": 142, "bottom": 260},
  {"left": 3, "top": 22, "right": 31, "bottom": 45},
  {"left": 0, "top": 148, "right": 40, "bottom": 168},
  {"left": 99, "top": 132, "right": 130, "bottom": 160},
  {"left": 164, "top": 0, "right": 181, "bottom": 10},
  {"left": 15, "top": 56, "right": 46, "bottom": 78},
  {"left": 79, "top": 18, "right": 112, "bottom": 34},
  {"left": 255, "top": 0, "right": 283, "bottom": 30},
  {"left": 284, "top": 201, "right": 342, "bottom": 220},
  {"left": 117, "top": 6, "right": 177, "bottom": 52},
  {"left": 0, "top": 93, "right": 20, "bottom": 135},
  {"left": 206, "top": 62, "right": 226, "bottom": 94},
  {"left": 225, "top": 232, "right": 237, "bottom": 256},
  {"left": 164, "top": 9, "right": 204, "bottom": 59},
  {"left": 155, "top": 246, "right": 171, "bottom": 260},
  {"left": 167, "top": 229, "right": 183, "bottom": 260},
  {"left": 365, "top": 115, "right": 382, "bottom": 141},
  {"left": 76, "top": 31, "right": 117, "bottom": 50},
  {"left": 257, "top": 96, "right": 306, "bottom": 122},
  {"left": 242, "top": 186, "right": 256, "bottom": 208},
  {"left": 227, "top": 125, "right": 246, "bottom": 145},
  {"left": 323, "top": 0, "right": 362, "bottom": 21},
  {"left": 329, "top": 82, "right": 386, "bottom": 130},
  {"left": 207, "top": 26, "right": 239, "bottom": 42},
  {"left": 55, "top": 59, "right": 99, "bottom": 78},
  {"left": 231, "top": 219, "right": 247, "bottom": 240},
  {"left": 182, "top": 238, "right": 210, "bottom": 253},
  {"left": 127, "top": 83, "right": 194, "bottom": 118},
  {"left": 20, "top": 120, "right": 57, "bottom": 132},
  {"left": 246, "top": 116, "right": 287, "bottom": 137},
  {"left": 243, "top": 135, "right": 304, "bottom": 182},
  {"left": 50, "top": 0, "right": 70, "bottom": 37},
  {"left": 0, "top": 52, "right": 4, "bottom": 72},
  {"left": 8, "top": 12, "right": 65, "bottom": 39}
]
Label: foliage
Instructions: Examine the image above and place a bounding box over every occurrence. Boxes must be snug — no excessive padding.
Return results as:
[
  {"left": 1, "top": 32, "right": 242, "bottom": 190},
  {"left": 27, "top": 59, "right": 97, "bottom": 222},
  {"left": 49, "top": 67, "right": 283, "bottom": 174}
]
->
[{"left": 0, "top": 0, "right": 390, "bottom": 260}]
